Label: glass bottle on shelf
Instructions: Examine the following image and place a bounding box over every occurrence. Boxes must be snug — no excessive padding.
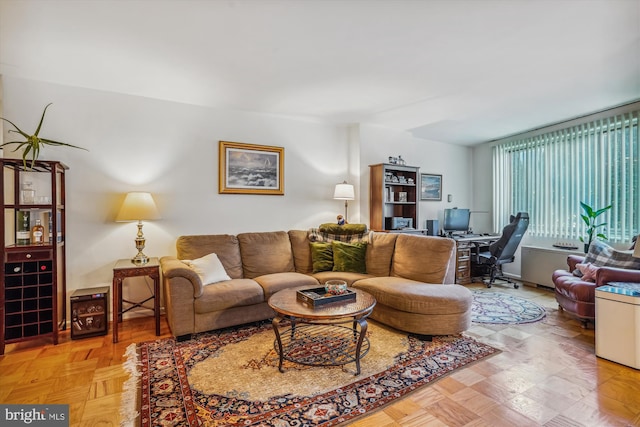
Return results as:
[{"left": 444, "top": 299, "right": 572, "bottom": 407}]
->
[
  {"left": 16, "top": 211, "right": 31, "bottom": 245},
  {"left": 31, "top": 219, "right": 45, "bottom": 244},
  {"left": 21, "top": 181, "right": 36, "bottom": 204}
]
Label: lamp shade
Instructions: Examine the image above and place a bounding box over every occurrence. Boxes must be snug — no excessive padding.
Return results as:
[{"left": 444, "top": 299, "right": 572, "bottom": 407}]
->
[
  {"left": 116, "top": 192, "right": 161, "bottom": 222},
  {"left": 333, "top": 182, "right": 355, "bottom": 200}
]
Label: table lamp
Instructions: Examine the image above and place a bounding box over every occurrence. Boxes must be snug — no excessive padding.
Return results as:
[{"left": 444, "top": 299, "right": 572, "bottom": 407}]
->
[
  {"left": 333, "top": 181, "right": 355, "bottom": 222},
  {"left": 116, "top": 192, "right": 161, "bottom": 265}
]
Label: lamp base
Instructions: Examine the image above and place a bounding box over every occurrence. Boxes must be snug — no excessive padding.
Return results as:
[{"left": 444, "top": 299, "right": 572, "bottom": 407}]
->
[
  {"left": 131, "top": 252, "right": 149, "bottom": 266},
  {"left": 131, "top": 221, "right": 149, "bottom": 265}
]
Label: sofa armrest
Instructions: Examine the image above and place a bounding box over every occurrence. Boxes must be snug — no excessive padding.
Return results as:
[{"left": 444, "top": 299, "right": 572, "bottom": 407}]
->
[
  {"left": 596, "top": 267, "right": 640, "bottom": 286},
  {"left": 160, "top": 256, "right": 204, "bottom": 298},
  {"left": 567, "top": 255, "right": 585, "bottom": 271}
]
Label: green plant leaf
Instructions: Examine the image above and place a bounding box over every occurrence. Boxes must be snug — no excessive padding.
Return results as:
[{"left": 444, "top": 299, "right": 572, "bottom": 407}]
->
[
  {"left": 40, "top": 138, "right": 88, "bottom": 151},
  {"left": 0, "top": 140, "right": 30, "bottom": 148},
  {"left": 33, "top": 103, "right": 53, "bottom": 137},
  {"left": 580, "top": 214, "right": 590, "bottom": 225},
  {"left": 1, "top": 118, "right": 30, "bottom": 139},
  {"left": 580, "top": 202, "right": 594, "bottom": 217},
  {"left": 595, "top": 205, "right": 613, "bottom": 216}
]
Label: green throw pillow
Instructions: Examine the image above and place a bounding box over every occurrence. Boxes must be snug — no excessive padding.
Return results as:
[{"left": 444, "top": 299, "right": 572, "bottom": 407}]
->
[
  {"left": 310, "top": 242, "right": 334, "bottom": 273},
  {"left": 332, "top": 241, "right": 367, "bottom": 274}
]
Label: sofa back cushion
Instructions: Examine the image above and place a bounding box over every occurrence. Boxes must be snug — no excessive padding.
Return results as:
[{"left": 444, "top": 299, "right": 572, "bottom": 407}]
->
[
  {"left": 288, "top": 230, "right": 313, "bottom": 274},
  {"left": 176, "top": 234, "right": 244, "bottom": 279},
  {"left": 365, "top": 232, "right": 398, "bottom": 276},
  {"left": 391, "top": 234, "right": 456, "bottom": 283},
  {"left": 237, "top": 231, "right": 295, "bottom": 278}
]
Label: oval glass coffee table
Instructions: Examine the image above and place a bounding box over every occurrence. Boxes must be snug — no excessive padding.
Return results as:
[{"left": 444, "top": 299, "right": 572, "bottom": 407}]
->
[{"left": 268, "top": 286, "right": 376, "bottom": 376}]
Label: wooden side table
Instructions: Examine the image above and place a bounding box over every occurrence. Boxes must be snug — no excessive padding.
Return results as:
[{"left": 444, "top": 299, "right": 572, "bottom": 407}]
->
[{"left": 112, "top": 257, "right": 160, "bottom": 343}]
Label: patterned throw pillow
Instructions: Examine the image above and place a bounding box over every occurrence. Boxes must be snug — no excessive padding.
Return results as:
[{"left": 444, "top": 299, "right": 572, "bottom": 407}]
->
[
  {"left": 574, "top": 241, "right": 640, "bottom": 277},
  {"left": 308, "top": 227, "right": 372, "bottom": 244}
]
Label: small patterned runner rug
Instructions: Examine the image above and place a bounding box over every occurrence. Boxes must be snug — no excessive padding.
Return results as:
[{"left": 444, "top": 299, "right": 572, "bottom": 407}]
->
[
  {"left": 123, "top": 320, "right": 498, "bottom": 426},
  {"left": 471, "top": 290, "right": 547, "bottom": 324}
]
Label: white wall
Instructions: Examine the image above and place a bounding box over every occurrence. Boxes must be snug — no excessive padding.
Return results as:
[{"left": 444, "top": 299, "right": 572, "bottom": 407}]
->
[
  {"left": 470, "top": 143, "right": 494, "bottom": 233},
  {"left": 2, "top": 76, "right": 473, "bottom": 317},
  {"left": 359, "top": 124, "right": 473, "bottom": 233}
]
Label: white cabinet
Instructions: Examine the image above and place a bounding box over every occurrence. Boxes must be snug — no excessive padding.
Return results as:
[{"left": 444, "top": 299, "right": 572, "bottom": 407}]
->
[{"left": 595, "top": 284, "right": 640, "bottom": 369}]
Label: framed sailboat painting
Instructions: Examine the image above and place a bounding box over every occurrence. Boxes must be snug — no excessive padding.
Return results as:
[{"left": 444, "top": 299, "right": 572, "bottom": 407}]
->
[{"left": 219, "top": 141, "right": 284, "bottom": 195}]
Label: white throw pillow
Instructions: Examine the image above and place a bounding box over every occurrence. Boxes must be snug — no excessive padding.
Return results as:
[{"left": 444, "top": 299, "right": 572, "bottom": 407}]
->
[{"left": 183, "top": 252, "right": 231, "bottom": 285}]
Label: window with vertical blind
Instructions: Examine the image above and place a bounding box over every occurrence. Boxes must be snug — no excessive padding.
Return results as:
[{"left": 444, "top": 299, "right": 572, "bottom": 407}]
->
[{"left": 493, "top": 108, "right": 639, "bottom": 244}]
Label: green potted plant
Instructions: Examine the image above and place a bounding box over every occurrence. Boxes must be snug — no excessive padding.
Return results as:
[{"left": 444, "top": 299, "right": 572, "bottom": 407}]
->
[
  {"left": 0, "top": 103, "right": 86, "bottom": 168},
  {"left": 579, "top": 201, "right": 612, "bottom": 253}
]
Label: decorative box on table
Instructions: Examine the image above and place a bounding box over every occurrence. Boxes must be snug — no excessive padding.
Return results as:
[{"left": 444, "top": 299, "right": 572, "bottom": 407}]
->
[{"left": 296, "top": 287, "right": 356, "bottom": 307}]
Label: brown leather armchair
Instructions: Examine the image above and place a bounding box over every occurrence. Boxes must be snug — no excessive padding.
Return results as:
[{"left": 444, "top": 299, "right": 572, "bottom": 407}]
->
[{"left": 553, "top": 255, "right": 640, "bottom": 328}]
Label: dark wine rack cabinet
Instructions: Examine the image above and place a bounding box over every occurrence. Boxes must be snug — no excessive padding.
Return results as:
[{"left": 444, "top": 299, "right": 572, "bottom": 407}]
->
[{"left": 1, "top": 160, "right": 67, "bottom": 354}]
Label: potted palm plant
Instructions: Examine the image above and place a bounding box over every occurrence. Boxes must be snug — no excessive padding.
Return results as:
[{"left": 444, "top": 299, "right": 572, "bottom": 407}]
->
[
  {"left": 0, "top": 103, "right": 86, "bottom": 168},
  {"left": 579, "top": 201, "right": 612, "bottom": 253}
]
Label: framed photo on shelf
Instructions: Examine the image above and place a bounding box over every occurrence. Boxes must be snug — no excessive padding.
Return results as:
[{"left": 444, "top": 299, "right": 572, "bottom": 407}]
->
[
  {"left": 219, "top": 141, "right": 284, "bottom": 195},
  {"left": 420, "top": 173, "right": 442, "bottom": 201}
]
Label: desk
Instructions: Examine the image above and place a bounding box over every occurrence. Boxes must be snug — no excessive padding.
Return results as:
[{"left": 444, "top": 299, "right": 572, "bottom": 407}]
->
[
  {"left": 112, "top": 257, "right": 160, "bottom": 343},
  {"left": 451, "top": 235, "right": 499, "bottom": 284}
]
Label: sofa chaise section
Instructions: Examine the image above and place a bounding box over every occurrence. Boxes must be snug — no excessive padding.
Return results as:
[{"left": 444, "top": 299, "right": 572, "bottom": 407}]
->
[{"left": 351, "top": 234, "right": 471, "bottom": 335}]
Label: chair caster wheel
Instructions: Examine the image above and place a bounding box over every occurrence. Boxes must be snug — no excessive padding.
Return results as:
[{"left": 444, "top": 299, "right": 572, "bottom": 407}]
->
[{"left": 514, "top": 284, "right": 519, "bottom": 289}]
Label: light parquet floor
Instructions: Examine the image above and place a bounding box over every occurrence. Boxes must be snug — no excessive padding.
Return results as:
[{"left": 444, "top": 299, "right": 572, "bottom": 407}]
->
[{"left": 1, "top": 282, "right": 639, "bottom": 426}]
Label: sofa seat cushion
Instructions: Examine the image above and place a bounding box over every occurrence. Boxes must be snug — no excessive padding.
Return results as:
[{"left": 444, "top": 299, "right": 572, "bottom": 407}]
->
[
  {"left": 194, "top": 279, "right": 264, "bottom": 314},
  {"left": 312, "top": 271, "right": 373, "bottom": 286},
  {"left": 352, "top": 277, "right": 472, "bottom": 315},
  {"left": 254, "top": 272, "right": 319, "bottom": 300},
  {"left": 553, "top": 270, "right": 597, "bottom": 303}
]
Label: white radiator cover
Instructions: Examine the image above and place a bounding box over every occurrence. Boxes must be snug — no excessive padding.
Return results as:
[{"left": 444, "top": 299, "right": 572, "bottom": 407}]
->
[{"left": 520, "top": 245, "right": 583, "bottom": 288}]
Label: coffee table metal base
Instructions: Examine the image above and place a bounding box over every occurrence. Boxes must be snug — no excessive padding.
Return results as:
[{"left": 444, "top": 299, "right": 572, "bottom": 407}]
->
[{"left": 272, "top": 317, "right": 370, "bottom": 375}]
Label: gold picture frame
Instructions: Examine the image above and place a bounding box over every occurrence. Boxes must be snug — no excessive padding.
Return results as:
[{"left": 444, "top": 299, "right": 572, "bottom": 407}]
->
[{"left": 218, "top": 141, "right": 284, "bottom": 195}]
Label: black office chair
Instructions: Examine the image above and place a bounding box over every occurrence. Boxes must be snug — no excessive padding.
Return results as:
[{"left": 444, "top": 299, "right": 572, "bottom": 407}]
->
[{"left": 472, "top": 212, "right": 529, "bottom": 288}]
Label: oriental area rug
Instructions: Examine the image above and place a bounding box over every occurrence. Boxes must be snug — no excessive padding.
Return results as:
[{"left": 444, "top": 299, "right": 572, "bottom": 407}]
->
[
  {"left": 471, "top": 290, "right": 546, "bottom": 324},
  {"left": 122, "top": 320, "right": 498, "bottom": 426}
]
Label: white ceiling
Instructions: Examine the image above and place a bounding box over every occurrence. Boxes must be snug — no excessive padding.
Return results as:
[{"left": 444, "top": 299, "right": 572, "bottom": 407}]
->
[{"left": 1, "top": 0, "right": 639, "bottom": 145}]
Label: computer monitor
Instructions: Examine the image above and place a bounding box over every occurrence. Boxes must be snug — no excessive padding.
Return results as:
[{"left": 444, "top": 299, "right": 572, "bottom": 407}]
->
[{"left": 443, "top": 208, "right": 470, "bottom": 233}]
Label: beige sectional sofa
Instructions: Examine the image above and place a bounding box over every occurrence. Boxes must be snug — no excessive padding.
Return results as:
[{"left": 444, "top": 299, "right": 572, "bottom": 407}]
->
[{"left": 160, "top": 230, "right": 473, "bottom": 339}]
